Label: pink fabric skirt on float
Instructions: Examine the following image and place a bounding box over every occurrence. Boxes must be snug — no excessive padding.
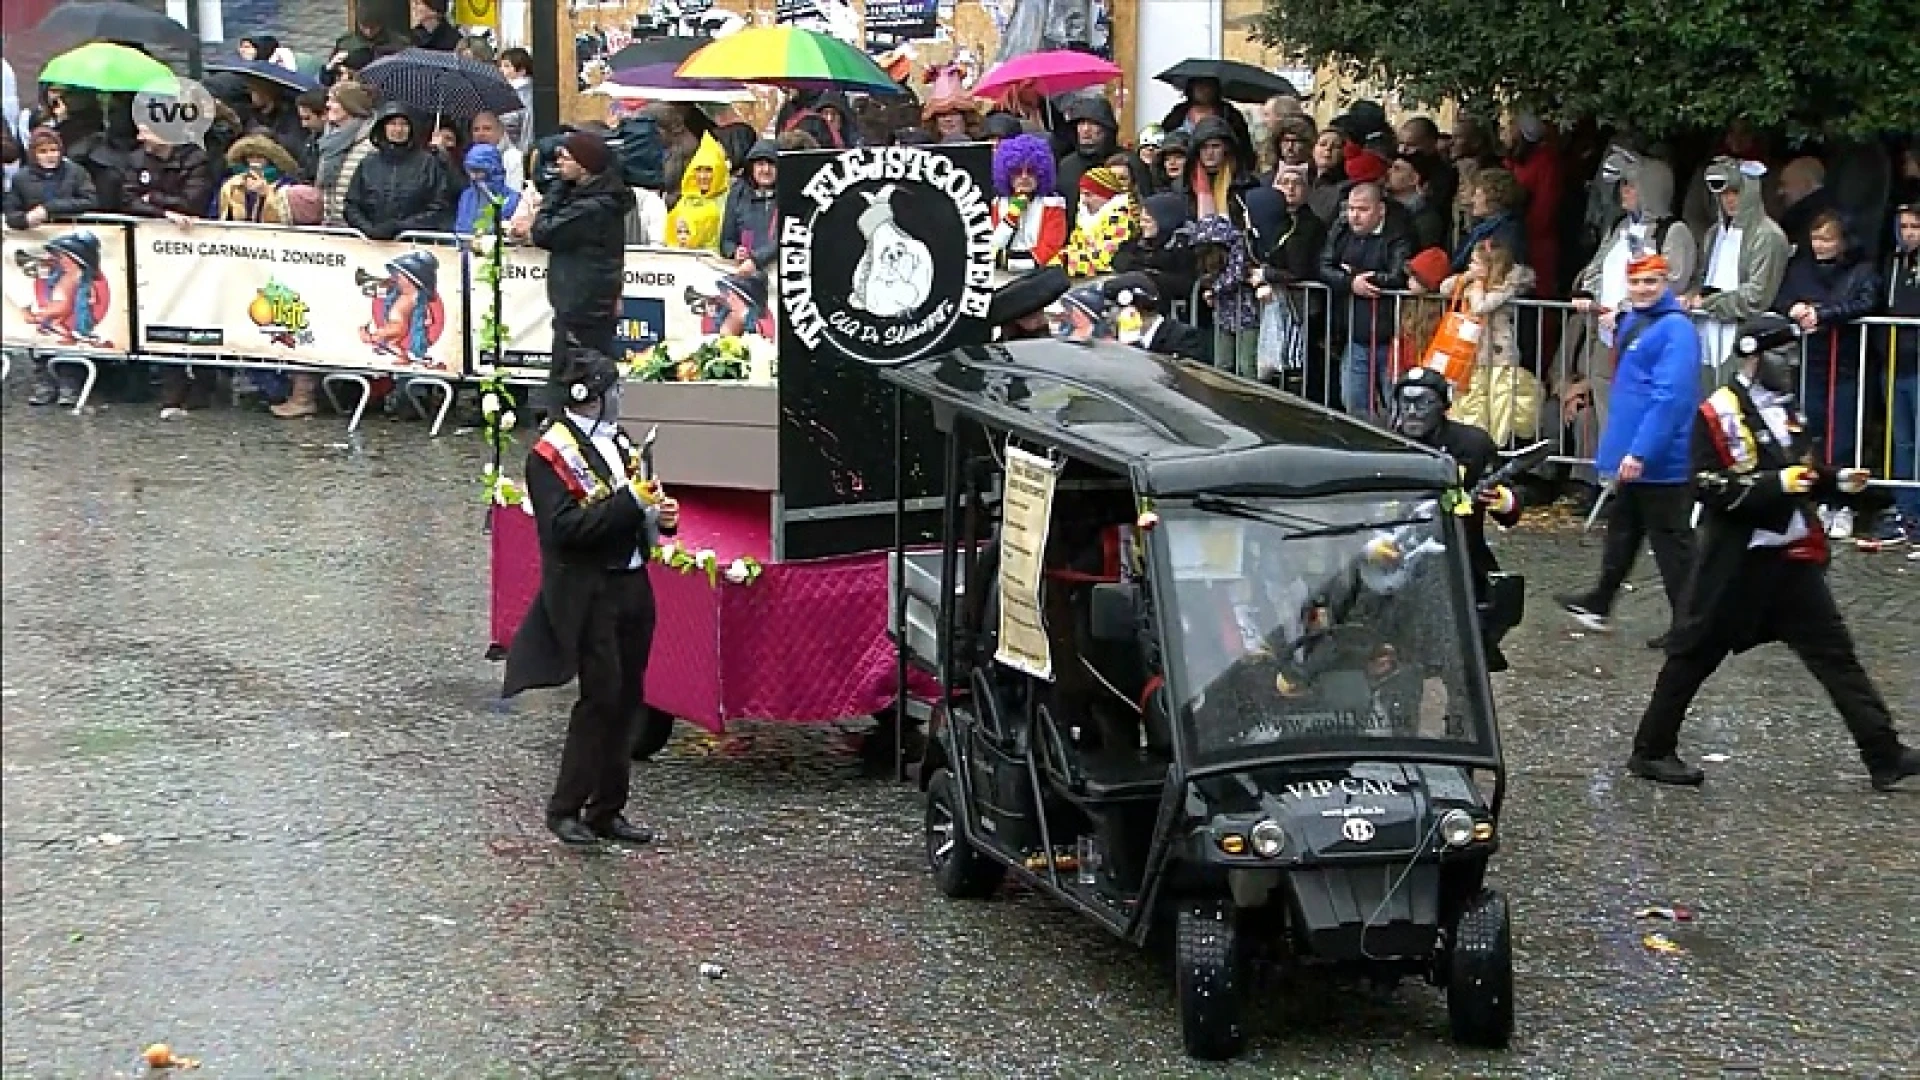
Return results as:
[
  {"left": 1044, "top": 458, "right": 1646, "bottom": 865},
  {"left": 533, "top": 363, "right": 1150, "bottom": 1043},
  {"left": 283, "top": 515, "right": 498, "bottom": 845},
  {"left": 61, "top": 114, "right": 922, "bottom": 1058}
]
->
[{"left": 488, "top": 487, "right": 935, "bottom": 732}]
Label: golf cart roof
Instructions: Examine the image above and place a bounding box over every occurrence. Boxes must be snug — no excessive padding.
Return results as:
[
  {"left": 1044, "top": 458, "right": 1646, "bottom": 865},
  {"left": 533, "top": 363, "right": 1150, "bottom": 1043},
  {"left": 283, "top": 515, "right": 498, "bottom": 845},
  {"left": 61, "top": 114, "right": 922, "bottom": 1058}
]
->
[{"left": 882, "top": 341, "right": 1457, "bottom": 496}]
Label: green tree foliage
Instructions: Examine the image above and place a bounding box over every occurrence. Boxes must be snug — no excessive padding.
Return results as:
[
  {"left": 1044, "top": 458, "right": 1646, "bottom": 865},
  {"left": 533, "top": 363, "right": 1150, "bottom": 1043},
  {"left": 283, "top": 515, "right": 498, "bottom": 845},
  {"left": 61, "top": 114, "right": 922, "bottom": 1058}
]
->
[{"left": 1256, "top": 0, "right": 1920, "bottom": 138}]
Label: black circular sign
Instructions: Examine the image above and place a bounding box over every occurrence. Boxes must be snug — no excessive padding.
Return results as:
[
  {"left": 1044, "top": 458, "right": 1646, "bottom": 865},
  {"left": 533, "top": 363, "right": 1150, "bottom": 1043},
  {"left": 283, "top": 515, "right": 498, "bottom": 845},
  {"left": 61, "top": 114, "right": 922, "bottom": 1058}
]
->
[{"left": 779, "top": 148, "right": 996, "bottom": 366}]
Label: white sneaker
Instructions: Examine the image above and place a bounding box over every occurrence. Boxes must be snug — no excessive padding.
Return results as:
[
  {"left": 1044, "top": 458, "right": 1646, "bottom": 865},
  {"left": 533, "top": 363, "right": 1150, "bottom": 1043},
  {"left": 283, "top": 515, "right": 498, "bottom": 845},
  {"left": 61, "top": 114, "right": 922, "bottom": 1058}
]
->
[
  {"left": 159, "top": 406, "right": 188, "bottom": 421},
  {"left": 1829, "top": 507, "right": 1855, "bottom": 540},
  {"left": 1817, "top": 505, "right": 1835, "bottom": 532}
]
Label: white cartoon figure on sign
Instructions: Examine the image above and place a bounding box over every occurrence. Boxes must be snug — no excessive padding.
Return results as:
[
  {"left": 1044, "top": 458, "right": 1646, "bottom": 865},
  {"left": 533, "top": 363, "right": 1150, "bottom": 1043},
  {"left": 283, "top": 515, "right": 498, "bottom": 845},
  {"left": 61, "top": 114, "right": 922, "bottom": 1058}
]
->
[{"left": 849, "top": 184, "right": 933, "bottom": 319}]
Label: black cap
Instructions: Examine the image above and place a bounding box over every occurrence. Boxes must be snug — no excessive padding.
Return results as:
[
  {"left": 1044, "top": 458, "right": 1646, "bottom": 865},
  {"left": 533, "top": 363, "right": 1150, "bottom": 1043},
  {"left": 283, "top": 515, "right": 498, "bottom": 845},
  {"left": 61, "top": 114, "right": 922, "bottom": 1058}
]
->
[
  {"left": 556, "top": 346, "right": 621, "bottom": 405},
  {"left": 1393, "top": 364, "right": 1452, "bottom": 405},
  {"left": 1735, "top": 311, "right": 1803, "bottom": 357},
  {"left": 1102, "top": 271, "right": 1161, "bottom": 313},
  {"left": 988, "top": 266, "right": 1070, "bottom": 327}
]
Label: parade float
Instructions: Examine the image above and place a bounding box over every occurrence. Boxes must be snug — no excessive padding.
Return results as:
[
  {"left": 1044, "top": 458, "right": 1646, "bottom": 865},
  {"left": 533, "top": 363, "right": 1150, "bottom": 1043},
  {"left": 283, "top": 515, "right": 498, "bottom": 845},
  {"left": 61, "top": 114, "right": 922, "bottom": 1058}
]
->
[{"left": 487, "top": 143, "right": 995, "bottom": 756}]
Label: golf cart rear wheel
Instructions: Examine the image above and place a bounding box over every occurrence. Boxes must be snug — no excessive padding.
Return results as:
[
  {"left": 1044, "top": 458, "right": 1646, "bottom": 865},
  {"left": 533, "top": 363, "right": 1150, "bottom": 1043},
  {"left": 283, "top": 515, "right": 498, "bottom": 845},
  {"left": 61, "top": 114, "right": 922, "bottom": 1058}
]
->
[
  {"left": 1175, "top": 897, "right": 1247, "bottom": 1061},
  {"left": 629, "top": 709, "right": 676, "bottom": 761},
  {"left": 925, "top": 769, "right": 1004, "bottom": 899},
  {"left": 1447, "top": 888, "right": 1515, "bottom": 1048}
]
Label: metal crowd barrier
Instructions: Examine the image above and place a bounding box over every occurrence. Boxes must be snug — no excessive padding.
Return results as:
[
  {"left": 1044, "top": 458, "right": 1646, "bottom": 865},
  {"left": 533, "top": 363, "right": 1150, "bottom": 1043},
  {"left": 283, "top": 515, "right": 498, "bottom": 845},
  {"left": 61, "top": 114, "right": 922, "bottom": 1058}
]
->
[{"left": 1201, "top": 279, "right": 1918, "bottom": 491}]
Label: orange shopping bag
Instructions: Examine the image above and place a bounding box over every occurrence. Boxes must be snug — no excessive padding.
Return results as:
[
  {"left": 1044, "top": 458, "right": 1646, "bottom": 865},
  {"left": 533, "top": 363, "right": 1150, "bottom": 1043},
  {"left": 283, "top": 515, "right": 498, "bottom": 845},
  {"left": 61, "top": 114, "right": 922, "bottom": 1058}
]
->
[{"left": 1419, "top": 281, "right": 1483, "bottom": 392}]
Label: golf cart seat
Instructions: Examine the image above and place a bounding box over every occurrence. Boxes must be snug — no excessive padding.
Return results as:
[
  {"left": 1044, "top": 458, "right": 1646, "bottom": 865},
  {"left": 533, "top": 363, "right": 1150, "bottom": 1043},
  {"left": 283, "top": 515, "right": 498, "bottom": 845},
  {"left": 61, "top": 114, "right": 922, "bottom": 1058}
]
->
[{"left": 1075, "top": 747, "right": 1171, "bottom": 801}]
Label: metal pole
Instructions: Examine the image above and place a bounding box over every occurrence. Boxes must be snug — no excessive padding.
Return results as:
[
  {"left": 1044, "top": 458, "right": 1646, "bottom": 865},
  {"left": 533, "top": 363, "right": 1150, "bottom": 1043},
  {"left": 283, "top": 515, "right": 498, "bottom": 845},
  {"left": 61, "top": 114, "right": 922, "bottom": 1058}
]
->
[{"left": 185, "top": 0, "right": 204, "bottom": 79}]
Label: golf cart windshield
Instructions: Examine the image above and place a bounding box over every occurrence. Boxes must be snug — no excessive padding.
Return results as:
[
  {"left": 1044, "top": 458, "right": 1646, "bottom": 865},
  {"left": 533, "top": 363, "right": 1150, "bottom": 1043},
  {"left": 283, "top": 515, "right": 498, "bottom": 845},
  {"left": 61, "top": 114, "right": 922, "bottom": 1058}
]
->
[{"left": 1156, "top": 492, "right": 1492, "bottom": 765}]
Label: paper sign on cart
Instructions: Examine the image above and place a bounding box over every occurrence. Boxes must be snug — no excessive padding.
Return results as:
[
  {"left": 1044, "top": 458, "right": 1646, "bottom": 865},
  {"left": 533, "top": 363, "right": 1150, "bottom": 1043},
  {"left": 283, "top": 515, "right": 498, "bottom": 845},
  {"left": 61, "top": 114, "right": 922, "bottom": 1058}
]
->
[{"left": 995, "top": 445, "right": 1060, "bottom": 681}]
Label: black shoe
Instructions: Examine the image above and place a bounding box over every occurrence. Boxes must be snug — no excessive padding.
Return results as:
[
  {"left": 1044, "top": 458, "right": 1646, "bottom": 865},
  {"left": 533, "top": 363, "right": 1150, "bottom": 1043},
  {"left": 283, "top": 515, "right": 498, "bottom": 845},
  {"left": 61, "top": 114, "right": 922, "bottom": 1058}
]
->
[
  {"left": 55, "top": 383, "right": 79, "bottom": 407},
  {"left": 27, "top": 379, "right": 59, "bottom": 406},
  {"left": 1646, "top": 632, "right": 1670, "bottom": 651},
  {"left": 546, "top": 814, "right": 600, "bottom": 846},
  {"left": 589, "top": 814, "right": 654, "bottom": 845},
  {"left": 1555, "top": 592, "right": 1612, "bottom": 633},
  {"left": 1627, "top": 754, "right": 1706, "bottom": 786},
  {"left": 1869, "top": 748, "right": 1920, "bottom": 792}
]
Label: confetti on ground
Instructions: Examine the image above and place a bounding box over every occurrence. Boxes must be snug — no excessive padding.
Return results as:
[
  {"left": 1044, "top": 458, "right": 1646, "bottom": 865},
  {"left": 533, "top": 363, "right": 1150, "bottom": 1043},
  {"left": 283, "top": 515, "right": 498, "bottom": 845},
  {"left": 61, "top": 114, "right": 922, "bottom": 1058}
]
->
[{"left": 1641, "top": 933, "right": 1686, "bottom": 955}]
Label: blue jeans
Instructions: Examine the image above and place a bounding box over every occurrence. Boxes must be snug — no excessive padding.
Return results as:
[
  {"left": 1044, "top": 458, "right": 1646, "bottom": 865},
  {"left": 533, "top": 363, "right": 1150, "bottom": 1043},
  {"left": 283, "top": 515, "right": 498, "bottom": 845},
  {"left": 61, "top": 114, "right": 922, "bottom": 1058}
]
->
[
  {"left": 1891, "top": 372, "right": 1920, "bottom": 519},
  {"left": 1342, "top": 340, "right": 1394, "bottom": 421}
]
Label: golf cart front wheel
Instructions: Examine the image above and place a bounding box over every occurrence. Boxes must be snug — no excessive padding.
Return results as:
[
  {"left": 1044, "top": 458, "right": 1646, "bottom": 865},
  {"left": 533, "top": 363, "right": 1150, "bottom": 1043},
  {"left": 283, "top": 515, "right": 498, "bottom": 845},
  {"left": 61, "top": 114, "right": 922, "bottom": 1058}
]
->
[
  {"left": 629, "top": 709, "right": 677, "bottom": 761},
  {"left": 1175, "top": 897, "right": 1247, "bottom": 1060},
  {"left": 925, "top": 769, "right": 1004, "bottom": 899},
  {"left": 1447, "top": 888, "right": 1515, "bottom": 1048}
]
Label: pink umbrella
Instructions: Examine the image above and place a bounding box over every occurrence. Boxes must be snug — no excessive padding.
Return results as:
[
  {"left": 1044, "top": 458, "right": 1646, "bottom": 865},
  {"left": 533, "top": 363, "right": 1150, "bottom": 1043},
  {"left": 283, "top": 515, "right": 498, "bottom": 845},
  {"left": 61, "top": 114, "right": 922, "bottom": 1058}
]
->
[{"left": 972, "top": 50, "right": 1122, "bottom": 101}]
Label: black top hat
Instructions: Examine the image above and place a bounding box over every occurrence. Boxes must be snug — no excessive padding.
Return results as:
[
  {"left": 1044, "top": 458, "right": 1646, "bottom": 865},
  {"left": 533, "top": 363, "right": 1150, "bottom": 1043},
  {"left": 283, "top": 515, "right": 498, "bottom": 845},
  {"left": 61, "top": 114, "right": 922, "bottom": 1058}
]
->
[
  {"left": 987, "top": 266, "right": 1070, "bottom": 327},
  {"left": 556, "top": 346, "right": 621, "bottom": 405}
]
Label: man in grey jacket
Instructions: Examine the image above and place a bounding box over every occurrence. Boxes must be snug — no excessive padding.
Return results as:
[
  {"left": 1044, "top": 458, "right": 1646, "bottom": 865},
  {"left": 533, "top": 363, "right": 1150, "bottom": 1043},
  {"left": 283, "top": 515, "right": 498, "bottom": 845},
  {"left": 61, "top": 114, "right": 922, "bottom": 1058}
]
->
[
  {"left": 1686, "top": 157, "right": 1789, "bottom": 390},
  {"left": 1566, "top": 148, "right": 1697, "bottom": 474}
]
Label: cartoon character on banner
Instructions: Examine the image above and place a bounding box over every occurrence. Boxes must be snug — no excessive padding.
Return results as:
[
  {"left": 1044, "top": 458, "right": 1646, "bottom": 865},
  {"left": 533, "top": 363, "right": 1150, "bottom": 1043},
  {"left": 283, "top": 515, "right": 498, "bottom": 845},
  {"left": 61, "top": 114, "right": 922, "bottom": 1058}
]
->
[
  {"left": 848, "top": 184, "right": 933, "bottom": 319},
  {"left": 685, "top": 275, "right": 774, "bottom": 340},
  {"left": 12, "top": 231, "right": 112, "bottom": 348},
  {"left": 356, "top": 251, "right": 447, "bottom": 368}
]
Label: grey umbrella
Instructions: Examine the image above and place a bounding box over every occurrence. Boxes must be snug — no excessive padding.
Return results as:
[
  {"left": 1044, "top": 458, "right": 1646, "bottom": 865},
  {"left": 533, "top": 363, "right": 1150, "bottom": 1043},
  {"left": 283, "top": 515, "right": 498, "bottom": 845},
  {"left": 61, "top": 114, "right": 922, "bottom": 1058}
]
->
[{"left": 34, "top": 1, "right": 196, "bottom": 52}]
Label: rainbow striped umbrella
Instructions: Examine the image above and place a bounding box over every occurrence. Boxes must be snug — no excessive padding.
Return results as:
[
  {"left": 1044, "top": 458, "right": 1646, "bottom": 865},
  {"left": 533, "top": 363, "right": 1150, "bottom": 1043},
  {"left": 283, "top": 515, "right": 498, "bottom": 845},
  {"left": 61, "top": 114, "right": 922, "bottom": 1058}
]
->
[{"left": 675, "top": 27, "right": 903, "bottom": 95}]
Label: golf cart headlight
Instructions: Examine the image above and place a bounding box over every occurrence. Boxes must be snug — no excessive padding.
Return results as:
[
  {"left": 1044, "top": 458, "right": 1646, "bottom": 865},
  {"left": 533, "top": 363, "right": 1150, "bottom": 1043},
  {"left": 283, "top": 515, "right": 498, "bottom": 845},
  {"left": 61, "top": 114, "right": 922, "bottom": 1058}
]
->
[
  {"left": 1439, "top": 809, "right": 1475, "bottom": 848},
  {"left": 1249, "top": 819, "right": 1286, "bottom": 858}
]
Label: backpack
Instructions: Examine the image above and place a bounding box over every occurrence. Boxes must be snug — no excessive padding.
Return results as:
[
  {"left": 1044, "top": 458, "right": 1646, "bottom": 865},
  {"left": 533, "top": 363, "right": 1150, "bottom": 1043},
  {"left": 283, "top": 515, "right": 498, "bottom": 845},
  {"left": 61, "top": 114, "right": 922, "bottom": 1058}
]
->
[{"left": 607, "top": 114, "right": 665, "bottom": 191}]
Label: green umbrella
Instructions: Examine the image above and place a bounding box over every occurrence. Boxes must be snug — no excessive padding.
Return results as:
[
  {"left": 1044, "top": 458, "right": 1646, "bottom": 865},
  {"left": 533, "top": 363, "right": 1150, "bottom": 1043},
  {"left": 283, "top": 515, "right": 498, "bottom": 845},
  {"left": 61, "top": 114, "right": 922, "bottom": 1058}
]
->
[{"left": 40, "top": 42, "right": 180, "bottom": 95}]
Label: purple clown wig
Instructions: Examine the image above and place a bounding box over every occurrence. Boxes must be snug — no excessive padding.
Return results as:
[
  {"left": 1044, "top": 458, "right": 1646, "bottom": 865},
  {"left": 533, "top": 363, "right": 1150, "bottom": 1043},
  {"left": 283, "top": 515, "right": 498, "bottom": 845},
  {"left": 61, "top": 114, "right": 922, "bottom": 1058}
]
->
[{"left": 993, "top": 133, "right": 1056, "bottom": 198}]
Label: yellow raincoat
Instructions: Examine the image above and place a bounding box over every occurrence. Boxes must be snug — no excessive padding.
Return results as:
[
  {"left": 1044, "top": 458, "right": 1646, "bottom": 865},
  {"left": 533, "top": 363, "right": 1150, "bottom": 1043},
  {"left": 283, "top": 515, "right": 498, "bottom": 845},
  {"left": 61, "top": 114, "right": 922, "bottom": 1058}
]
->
[{"left": 665, "top": 133, "right": 729, "bottom": 252}]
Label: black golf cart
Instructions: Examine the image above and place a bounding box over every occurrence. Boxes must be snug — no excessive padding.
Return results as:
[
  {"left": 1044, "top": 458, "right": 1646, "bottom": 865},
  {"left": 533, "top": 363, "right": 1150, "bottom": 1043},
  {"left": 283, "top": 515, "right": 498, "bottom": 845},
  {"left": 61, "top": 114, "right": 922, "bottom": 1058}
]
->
[{"left": 883, "top": 341, "right": 1517, "bottom": 1060}]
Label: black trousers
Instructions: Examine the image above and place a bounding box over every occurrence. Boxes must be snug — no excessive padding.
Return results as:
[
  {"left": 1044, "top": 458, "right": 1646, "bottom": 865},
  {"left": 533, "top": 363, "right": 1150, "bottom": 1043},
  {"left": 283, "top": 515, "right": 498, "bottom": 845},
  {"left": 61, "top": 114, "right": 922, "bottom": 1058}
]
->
[
  {"left": 1590, "top": 482, "right": 1695, "bottom": 616},
  {"left": 1632, "top": 554, "right": 1902, "bottom": 768},
  {"left": 548, "top": 568, "right": 657, "bottom": 824}
]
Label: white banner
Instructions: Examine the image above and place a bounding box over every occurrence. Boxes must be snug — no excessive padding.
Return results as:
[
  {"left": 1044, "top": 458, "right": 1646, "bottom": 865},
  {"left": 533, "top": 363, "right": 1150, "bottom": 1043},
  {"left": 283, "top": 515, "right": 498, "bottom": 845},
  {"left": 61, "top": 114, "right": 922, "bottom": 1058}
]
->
[
  {"left": 475, "top": 243, "right": 777, "bottom": 381},
  {"left": 132, "top": 221, "right": 468, "bottom": 376},
  {"left": 1, "top": 223, "right": 135, "bottom": 357}
]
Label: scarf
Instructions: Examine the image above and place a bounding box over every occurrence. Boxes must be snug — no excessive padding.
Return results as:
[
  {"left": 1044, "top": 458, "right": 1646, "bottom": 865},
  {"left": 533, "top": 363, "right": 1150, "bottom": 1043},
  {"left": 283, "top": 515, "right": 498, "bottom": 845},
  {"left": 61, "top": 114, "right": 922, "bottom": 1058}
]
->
[{"left": 316, "top": 117, "right": 366, "bottom": 194}]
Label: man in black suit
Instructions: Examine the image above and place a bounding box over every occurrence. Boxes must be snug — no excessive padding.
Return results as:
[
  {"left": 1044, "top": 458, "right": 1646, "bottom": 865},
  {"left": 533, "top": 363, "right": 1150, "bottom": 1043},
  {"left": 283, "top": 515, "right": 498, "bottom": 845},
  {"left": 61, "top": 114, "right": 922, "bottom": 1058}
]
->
[
  {"left": 1102, "top": 272, "right": 1210, "bottom": 363},
  {"left": 1627, "top": 316, "right": 1918, "bottom": 790},
  {"left": 1388, "top": 367, "right": 1525, "bottom": 671},
  {"left": 502, "top": 349, "right": 683, "bottom": 843}
]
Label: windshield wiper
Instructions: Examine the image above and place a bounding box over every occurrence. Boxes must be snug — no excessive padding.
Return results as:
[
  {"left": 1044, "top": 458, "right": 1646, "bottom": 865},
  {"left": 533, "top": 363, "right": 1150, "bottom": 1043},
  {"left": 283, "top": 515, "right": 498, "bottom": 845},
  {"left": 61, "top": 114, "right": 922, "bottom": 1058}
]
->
[
  {"left": 1191, "top": 494, "right": 1328, "bottom": 532},
  {"left": 1192, "top": 494, "right": 1433, "bottom": 540}
]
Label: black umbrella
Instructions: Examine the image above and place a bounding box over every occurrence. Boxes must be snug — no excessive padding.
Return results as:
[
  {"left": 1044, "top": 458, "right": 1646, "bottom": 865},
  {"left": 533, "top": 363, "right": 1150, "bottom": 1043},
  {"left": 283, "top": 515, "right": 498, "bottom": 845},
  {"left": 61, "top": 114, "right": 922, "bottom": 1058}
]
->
[
  {"left": 606, "top": 35, "right": 712, "bottom": 74},
  {"left": 34, "top": 1, "right": 197, "bottom": 52},
  {"left": 358, "top": 48, "right": 523, "bottom": 123},
  {"left": 1155, "top": 59, "right": 1298, "bottom": 105},
  {"left": 205, "top": 58, "right": 323, "bottom": 95}
]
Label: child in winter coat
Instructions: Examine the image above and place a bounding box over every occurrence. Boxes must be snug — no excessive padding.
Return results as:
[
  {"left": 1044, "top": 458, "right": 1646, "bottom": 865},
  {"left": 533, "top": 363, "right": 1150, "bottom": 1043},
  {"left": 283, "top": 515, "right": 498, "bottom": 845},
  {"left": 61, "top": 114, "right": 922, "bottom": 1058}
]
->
[
  {"left": 1441, "top": 237, "right": 1541, "bottom": 444},
  {"left": 665, "top": 132, "right": 728, "bottom": 252},
  {"left": 1061, "top": 165, "right": 1133, "bottom": 278},
  {"left": 216, "top": 135, "right": 295, "bottom": 223}
]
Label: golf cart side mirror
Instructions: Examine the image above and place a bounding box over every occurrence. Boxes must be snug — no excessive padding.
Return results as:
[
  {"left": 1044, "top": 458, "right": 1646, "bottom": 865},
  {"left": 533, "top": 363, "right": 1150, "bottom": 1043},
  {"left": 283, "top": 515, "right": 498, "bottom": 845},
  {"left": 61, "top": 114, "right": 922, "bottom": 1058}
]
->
[{"left": 1089, "top": 582, "right": 1140, "bottom": 644}]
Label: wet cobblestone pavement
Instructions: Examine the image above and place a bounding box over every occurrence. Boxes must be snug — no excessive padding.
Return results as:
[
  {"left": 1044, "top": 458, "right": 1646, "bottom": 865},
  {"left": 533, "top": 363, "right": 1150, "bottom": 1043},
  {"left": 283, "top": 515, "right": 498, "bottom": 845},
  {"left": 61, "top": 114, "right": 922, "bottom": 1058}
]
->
[{"left": 3, "top": 400, "right": 1916, "bottom": 1078}]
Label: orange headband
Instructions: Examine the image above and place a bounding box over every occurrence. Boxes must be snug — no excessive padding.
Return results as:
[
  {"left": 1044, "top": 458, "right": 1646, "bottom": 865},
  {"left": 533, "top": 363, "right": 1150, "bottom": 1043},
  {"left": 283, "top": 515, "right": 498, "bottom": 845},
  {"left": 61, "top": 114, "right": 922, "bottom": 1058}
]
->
[{"left": 1627, "top": 253, "right": 1669, "bottom": 278}]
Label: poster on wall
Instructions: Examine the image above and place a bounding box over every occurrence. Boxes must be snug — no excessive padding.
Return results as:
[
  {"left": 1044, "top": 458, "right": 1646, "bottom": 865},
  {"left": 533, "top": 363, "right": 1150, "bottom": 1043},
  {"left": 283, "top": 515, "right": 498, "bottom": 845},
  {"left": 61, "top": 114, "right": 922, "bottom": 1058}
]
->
[
  {"left": 776, "top": 0, "right": 861, "bottom": 42},
  {"left": 865, "top": 0, "right": 940, "bottom": 44},
  {"left": 132, "top": 223, "right": 468, "bottom": 376},
  {"left": 0, "top": 224, "right": 134, "bottom": 357},
  {"left": 775, "top": 143, "right": 995, "bottom": 558},
  {"left": 474, "top": 244, "right": 773, "bottom": 381}
]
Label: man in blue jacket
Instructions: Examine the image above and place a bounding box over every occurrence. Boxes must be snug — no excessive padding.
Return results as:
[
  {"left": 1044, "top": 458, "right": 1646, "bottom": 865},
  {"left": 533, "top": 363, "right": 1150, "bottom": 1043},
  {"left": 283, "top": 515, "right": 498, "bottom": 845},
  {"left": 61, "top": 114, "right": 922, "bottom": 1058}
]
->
[{"left": 1557, "top": 252, "right": 1700, "bottom": 644}]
